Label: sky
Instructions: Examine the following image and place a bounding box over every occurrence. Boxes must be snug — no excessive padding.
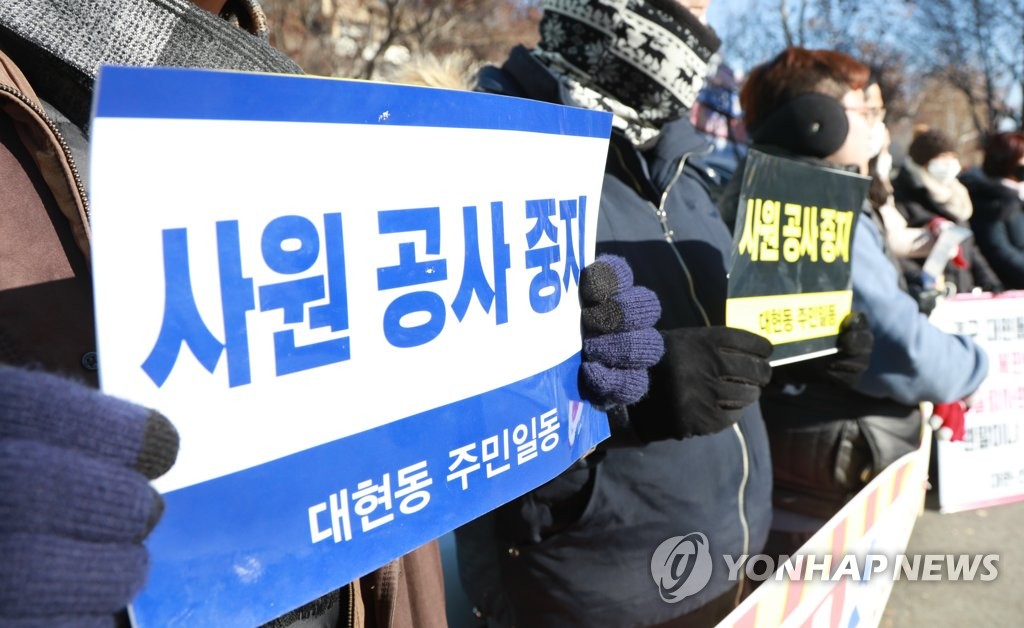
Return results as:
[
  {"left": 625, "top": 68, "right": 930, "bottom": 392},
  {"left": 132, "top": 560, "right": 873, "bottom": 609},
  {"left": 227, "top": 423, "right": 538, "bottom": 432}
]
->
[{"left": 706, "top": 0, "right": 746, "bottom": 32}]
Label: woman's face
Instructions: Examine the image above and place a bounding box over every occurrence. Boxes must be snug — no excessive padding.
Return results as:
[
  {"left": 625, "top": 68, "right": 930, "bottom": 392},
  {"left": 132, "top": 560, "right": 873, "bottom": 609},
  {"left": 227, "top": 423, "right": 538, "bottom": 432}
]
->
[{"left": 827, "top": 89, "right": 876, "bottom": 172}]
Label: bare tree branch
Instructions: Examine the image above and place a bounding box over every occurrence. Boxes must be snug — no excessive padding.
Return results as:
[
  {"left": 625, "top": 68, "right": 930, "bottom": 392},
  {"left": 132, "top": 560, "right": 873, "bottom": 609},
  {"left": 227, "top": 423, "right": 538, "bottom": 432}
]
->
[{"left": 780, "top": 0, "right": 795, "bottom": 47}]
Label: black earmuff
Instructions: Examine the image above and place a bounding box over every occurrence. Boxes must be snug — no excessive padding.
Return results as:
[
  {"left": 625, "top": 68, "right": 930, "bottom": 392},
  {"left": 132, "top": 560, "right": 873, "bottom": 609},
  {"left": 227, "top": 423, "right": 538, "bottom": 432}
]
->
[{"left": 747, "top": 92, "right": 849, "bottom": 158}]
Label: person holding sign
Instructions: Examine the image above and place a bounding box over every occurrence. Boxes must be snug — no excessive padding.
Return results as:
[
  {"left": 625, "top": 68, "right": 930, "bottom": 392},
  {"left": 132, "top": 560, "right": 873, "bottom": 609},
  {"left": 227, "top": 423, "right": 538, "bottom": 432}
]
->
[
  {"left": 457, "top": 2, "right": 777, "bottom": 626},
  {"left": 1, "top": 1, "right": 670, "bottom": 626},
  {"left": 727, "top": 47, "right": 988, "bottom": 552},
  {"left": 0, "top": 1, "right": 442, "bottom": 627},
  {"left": 0, "top": 2, "right": 457, "bottom": 627}
]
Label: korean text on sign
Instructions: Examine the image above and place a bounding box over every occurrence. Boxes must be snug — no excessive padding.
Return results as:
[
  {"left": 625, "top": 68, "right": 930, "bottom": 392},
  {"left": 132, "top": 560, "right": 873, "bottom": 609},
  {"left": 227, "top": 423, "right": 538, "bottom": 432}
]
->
[
  {"left": 143, "top": 198, "right": 587, "bottom": 388},
  {"left": 737, "top": 199, "right": 854, "bottom": 264}
]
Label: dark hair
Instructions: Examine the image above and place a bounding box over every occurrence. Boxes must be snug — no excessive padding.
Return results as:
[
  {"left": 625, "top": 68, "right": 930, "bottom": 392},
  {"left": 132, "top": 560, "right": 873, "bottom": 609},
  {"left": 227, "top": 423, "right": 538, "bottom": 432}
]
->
[
  {"left": 867, "top": 154, "right": 891, "bottom": 209},
  {"left": 740, "top": 47, "right": 870, "bottom": 131},
  {"left": 907, "top": 129, "right": 957, "bottom": 166},
  {"left": 983, "top": 132, "right": 1024, "bottom": 179}
]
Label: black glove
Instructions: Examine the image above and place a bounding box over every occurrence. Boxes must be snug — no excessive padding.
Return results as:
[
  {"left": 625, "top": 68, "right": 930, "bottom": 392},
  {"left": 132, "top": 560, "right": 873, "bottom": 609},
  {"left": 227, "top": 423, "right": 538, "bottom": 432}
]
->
[
  {"left": 824, "top": 312, "right": 874, "bottom": 387},
  {"left": 0, "top": 365, "right": 179, "bottom": 627},
  {"left": 630, "top": 326, "right": 773, "bottom": 442},
  {"left": 772, "top": 311, "right": 874, "bottom": 389},
  {"left": 905, "top": 275, "right": 939, "bottom": 315}
]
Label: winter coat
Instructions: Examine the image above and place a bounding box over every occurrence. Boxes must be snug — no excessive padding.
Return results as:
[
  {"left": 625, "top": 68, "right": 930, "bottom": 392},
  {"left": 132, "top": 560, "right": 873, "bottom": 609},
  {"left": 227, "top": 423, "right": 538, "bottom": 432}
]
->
[
  {"left": 961, "top": 167, "right": 1024, "bottom": 289},
  {"left": 891, "top": 162, "right": 1003, "bottom": 294},
  {"left": 0, "top": 29, "right": 442, "bottom": 628},
  {"left": 455, "top": 46, "right": 772, "bottom": 628}
]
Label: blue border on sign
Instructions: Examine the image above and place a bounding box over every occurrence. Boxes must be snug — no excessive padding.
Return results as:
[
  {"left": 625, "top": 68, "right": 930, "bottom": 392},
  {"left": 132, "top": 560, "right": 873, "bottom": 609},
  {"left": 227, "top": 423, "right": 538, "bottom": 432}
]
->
[
  {"left": 130, "top": 351, "right": 609, "bottom": 627},
  {"left": 93, "top": 66, "right": 612, "bottom": 138}
]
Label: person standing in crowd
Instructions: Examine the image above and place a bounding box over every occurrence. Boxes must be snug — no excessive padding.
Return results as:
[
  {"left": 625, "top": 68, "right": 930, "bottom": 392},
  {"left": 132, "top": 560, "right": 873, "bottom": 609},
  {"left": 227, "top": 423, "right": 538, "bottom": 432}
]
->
[
  {"left": 895, "top": 129, "right": 973, "bottom": 224},
  {"left": 960, "top": 131, "right": 1024, "bottom": 289},
  {"left": 456, "top": 2, "right": 779, "bottom": 626},
  {"left": 892, "top": 128, "right": 1003, "bottom": 295},
  {"left": 723, "top": 47, "right": 988, "bottom": 553}
]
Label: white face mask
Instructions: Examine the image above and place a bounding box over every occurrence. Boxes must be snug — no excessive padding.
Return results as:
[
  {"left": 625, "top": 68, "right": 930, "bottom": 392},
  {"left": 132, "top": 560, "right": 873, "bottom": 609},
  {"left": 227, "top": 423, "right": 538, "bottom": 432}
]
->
[
  {"left": 867, "top": 121, "right": 886, "bottom": 158},
  {"left": 875, "top": 151, "right": 893, "bottom": 181},
  {"left": 927, "top": 157, "right": 961, "bottom": 184}
]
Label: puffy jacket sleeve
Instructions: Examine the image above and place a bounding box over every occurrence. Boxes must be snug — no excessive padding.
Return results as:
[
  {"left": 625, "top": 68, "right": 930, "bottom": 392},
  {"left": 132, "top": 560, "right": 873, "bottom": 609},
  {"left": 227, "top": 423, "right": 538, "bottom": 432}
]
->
[{"left": 851, "top": 216, "right": 988, "bottom": 404}]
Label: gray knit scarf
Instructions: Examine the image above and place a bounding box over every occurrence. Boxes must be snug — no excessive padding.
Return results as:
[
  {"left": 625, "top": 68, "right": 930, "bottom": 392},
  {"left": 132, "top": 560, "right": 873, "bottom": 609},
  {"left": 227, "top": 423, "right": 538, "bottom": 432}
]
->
[{"left": 0, "top": 0, "right": 301, "bottom": 132}]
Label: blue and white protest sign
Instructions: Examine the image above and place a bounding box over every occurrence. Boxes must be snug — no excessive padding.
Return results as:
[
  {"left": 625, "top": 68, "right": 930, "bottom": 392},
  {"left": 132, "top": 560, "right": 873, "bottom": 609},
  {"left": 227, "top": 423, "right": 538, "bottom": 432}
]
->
[{"left": 88, "top": 66, "right": 613, "bottom": 627}]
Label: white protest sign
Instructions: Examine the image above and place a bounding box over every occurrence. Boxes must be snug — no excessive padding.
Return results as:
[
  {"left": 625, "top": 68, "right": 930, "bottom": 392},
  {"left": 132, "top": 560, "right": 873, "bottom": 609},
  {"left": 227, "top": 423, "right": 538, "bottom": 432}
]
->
[
  {"left": 928, "top": 291, "right": 1024, "bottom": 513},
  {"left": 89, "top": 66, "right": 612, "bottom": 626}
]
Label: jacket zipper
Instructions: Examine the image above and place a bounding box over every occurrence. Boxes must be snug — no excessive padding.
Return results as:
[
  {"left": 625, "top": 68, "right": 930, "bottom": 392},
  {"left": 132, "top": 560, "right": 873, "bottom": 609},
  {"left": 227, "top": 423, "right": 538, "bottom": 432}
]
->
[
  {"left": 655, "top": 147, "right": 752, "bottom": 583},
  {"left": 0, "top": 82, "right": 90, "bottom": 223},
  {"left": 732, "top": 423, "right": 750, "bottom": 603},
  {"left": 609, "top": 142, "right": 713, "bottom": 326},
  {"left": 346, "top": 580, "right": 356, "bottom": 628},
  {"left": 653, "top": 146, "right": 713, "bottom": 326},
  {"left": 614, "top": 140, "right": 753, "bottom": 594}
]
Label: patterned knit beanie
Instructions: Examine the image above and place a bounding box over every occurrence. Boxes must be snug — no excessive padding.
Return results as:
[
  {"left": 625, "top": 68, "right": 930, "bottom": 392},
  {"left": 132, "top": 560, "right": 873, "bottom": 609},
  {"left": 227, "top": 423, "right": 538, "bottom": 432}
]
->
[{"left": 535, "top": 0, "right": 721, "bottom": 127}]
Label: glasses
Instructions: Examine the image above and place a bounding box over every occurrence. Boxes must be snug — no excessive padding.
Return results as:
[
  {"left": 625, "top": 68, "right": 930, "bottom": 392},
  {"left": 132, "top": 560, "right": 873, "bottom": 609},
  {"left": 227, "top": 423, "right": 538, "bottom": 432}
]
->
[{"left": 846, "top": 105, "right": 886, "bottom": 123}]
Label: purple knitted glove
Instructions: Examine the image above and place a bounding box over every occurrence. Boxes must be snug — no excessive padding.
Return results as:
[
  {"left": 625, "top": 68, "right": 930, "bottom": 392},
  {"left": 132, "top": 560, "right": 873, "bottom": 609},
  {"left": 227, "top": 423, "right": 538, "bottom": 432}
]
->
[
  {"left": 0, "top": 364, "right": 178, "bottom": 627},
  {"left": 579, "top": 255, "right": 664, "bottom": 406}
]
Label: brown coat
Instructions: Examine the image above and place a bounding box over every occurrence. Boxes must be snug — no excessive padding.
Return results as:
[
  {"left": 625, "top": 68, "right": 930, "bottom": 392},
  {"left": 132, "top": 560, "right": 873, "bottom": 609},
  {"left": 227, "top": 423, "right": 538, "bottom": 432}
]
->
[
  {"left": 0, "top": 48, "right": 96, "bottom": 382},
  {"left": 0, "top": 47, "right": 446, "bottom": 628}
]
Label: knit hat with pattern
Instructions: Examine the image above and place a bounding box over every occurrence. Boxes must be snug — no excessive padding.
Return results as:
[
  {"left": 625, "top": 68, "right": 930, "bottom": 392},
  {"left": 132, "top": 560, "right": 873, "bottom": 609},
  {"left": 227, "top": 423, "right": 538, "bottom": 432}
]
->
[{"left": 534, "top": 0, "right": 721, "bottom": 128}]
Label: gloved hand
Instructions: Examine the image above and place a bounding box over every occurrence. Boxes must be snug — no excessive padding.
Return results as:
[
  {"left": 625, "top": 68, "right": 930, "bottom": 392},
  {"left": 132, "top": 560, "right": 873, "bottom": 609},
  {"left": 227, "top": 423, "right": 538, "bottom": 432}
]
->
[
  {"left": 0, "top": 365, "right": 179, "bottom": 627},
  {"left": 822, "top": 312, "right": 874, "bottom": 387},
  {"left": 631, "top": 326, "right": 772, "bottom": 442},
  {"left": 929, "top": 400, "right": 967, "bottom": 442},
  {"left": 771, "top": 311, "right": 874, "bottom": 389},
  {"left": 907, "top": 279, "right": 940, "bottom": 315},
  {"left": 578, "top": 254, "right": 664, "bottom": 407}
]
